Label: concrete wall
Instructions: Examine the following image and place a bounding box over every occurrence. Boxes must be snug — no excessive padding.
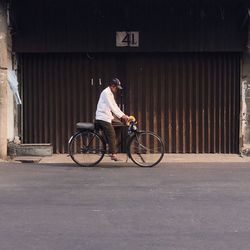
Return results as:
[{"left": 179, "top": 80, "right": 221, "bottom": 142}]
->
[
  {"left": 242, "top": 12, "right": 250, "bottom": 152},
  {"left": 242, "top": 58, "right": 250, "bottom": 143},
  {"left": 0, "top": 0, "right": 8, "bottom": 159},
  {"left": 7, "top": 83, "right": 14, "bottom": 140},
  {"left": 0, "top": 0, "right": 17, "bottom": 160},
  {"left": 7, "top": 0, "right": 20, "bottom": 143}
]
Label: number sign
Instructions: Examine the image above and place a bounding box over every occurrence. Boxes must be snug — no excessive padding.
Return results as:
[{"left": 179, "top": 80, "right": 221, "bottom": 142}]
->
[{"left": 116, "top": 32, "right": 139, "bottom": 47}]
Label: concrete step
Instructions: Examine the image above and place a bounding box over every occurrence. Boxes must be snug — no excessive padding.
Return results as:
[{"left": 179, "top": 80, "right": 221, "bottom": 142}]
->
[{"left": 8, "top": 143, "right": 53, "bottom": 157}]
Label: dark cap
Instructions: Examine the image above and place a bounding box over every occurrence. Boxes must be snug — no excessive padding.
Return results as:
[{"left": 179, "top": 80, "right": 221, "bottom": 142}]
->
[{"left": 111, "top": 78, "right": 123, "bottom": 89}]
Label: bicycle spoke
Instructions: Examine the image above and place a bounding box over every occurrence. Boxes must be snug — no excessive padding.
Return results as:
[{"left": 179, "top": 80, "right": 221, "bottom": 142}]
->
[
  {"left": 137, "top": 153, "right": 146, "bottom": 163},
  {"left": 69, "top": 131, "right": 105, "bottom": 167},
  {"left": 129, "top": 132, "right": 164, "bottom": 167}
]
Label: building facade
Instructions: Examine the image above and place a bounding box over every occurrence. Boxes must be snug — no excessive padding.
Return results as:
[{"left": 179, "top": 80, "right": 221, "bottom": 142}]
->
[{"left": 1, "top": 0, "right": 249, "bottom": 156}]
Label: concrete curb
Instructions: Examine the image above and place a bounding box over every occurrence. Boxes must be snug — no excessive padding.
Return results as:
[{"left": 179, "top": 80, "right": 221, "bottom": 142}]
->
[
  {"left": 37, "top": 154, "right": 250, "bottom": 164},
  {"left": 4, "top": 154, "right": 250, "bottom": 165}
]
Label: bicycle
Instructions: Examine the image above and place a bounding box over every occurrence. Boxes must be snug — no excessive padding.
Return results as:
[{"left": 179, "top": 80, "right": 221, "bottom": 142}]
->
[{"left": 68, "top": 116, "right": 165, "bottom": 167}]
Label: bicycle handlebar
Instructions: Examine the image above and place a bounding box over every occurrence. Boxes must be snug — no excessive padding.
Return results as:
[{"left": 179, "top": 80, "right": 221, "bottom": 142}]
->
[
  {"left": 127, "top": 115, "right": 136, "bottom": 125},
  {"left": 127, "top": 115, "right": 138, "bottom": 134}
]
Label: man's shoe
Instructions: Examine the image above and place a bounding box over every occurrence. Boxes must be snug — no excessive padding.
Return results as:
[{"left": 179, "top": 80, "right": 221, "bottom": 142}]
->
[{"left": 110, "top": 155, "right": 122, "bottom": 161}]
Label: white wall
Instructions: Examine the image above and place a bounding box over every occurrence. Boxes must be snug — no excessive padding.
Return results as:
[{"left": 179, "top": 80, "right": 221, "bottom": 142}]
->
[
  {"left": 7, "top": 27, "right": 16, "bottom": 142},
  {"left": 7, "top": 83, "right": 14, "bottom": 141}
]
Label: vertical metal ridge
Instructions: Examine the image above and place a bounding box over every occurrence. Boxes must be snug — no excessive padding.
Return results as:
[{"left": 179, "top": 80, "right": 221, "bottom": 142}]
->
[
  {"left": 218, "top": 56, "right": 222, "bottom": 153},
  {"left": 231, "top": 57, "right": 236, "bottom": 153},
  {"left": 175, "top": 57, "right": 179, "bottom": 153},
  {"left": 225, "top": 54, "right": 228, "bottom": 153},
  {"left": 201, "top": 57, "right": 205, "bottom": 153},
  {"left": 62, "top": 55, "right": 67, "bottom": 151},
  {"left": 228, "top": 59, "right": 232, "bottom": 153},
  {"left": 207, "top": 56, "right": 211, "bottom": 152},
  {"left": 195, "top": 56, "right": 199, "bottom": 153},
  {"left": 211, "top": 58, "right": 216, "bottom": 153},
  {"left": 181, "top": 56, "right": 186, "bottom": 153},
  {"left": 167, "top": 58, "right": 172, "bottom": 153},
  {"left": 187, "top": 57, "right": 192, "bottom": 153},
  {"left": 160, "top": 56, "right": 165, "bottom": 150}
]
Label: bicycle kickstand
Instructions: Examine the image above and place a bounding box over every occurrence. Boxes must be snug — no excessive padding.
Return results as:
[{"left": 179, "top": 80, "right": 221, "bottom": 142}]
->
[{"left": 125, "top": 155, "right": 129, "bottom": 163}]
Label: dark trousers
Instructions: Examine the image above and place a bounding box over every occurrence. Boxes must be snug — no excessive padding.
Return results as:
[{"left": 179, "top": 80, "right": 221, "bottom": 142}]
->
[{"left": 95, "top": 120, "right": 117, "bottom": 154}]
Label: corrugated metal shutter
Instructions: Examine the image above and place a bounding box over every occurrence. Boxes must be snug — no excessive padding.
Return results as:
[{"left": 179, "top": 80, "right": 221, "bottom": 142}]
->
[
  {"left": 19, "top": 54, "right": 118, "bottom": 153},
  {"left": 125, "top": 53, "right": 240, "bottom": 153},
  {"left": 19, "top": 53, "right": 240, "bottom": 153}
]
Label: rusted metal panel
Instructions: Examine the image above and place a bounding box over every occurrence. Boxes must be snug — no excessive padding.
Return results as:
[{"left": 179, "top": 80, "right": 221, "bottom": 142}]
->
[
  {"left": 19, "top": 53, "right": 240, "bottom": 153},
  {"left": 125, "top": 53, "right": 240, "bottom": 153},
  {"left": 20, "top": 54, "right": 112, "bottom": 153}
]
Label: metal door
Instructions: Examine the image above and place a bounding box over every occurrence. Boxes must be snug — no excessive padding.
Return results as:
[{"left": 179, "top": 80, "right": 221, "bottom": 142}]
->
[
  {"left": 19, "top": 53, "right": 118, "bottom": 153},
  {"left": 124, "top": 53, "right": 240, "bottom": 153},
  {"left": 19, "top": 53, "right": 240, "bottom": 153}
]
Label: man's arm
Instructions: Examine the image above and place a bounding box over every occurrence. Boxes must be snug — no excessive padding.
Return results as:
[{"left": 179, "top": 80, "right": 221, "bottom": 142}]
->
[{"left": 104, "top": 91, "right": 128, "bottom": 121}]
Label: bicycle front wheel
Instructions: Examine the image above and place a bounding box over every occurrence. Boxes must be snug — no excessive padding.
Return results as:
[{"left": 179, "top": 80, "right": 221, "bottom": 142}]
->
[
  {"left": 69, "top": 130, "right": 106, "bottom": 167},
  {"left": 129, "top": 131, "right": 164, "bottom": 167}
]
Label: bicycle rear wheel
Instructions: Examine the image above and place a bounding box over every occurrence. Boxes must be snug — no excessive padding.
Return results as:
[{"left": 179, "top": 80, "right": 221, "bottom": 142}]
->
[
  {"left": 129, "top": 131, "right": 164, "bottom": 167},
  {"left": 69, "top": 130, "right": 106, "bottom": 167}
]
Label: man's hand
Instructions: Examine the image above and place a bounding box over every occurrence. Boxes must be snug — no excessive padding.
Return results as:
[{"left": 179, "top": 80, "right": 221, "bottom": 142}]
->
[{"left": 121, "top": 115, "right": 129, "bottom": 123}]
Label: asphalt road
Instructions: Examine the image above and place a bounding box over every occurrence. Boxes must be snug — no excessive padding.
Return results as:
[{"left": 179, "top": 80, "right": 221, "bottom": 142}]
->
[{"left": 0, "top": 162, "right": 250, "bottom": 250}]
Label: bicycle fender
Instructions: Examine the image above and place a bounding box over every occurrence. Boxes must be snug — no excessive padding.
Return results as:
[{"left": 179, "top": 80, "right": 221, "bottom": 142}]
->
[{"left": 68, "top": 132, "right": 81, "bottom": 153}]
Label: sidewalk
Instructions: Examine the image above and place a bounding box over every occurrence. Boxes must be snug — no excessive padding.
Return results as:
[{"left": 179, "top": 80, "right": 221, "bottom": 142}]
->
[{"left": 12, "top": 153, "right": 250, "bottom": 164}]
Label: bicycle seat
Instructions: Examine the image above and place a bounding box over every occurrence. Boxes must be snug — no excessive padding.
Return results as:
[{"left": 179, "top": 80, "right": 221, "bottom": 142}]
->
[{"left": 76, "top": 122, "right": 95, "bottom": 131}]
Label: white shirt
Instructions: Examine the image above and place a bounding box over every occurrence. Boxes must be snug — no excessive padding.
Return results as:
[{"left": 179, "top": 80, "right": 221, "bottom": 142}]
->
[{"left": 95, "top": 87, "right": 125, "bottom": 123}]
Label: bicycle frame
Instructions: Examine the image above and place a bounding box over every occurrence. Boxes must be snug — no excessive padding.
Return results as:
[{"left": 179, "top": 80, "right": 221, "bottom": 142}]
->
[{"left": 68, "top": 126, "right": 137, "bottom": 158}]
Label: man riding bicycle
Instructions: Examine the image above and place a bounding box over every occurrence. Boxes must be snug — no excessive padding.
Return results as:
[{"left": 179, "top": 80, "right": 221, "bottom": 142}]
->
[{"left": 95, "top": 78, "right": 129, "bottom": 161}]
